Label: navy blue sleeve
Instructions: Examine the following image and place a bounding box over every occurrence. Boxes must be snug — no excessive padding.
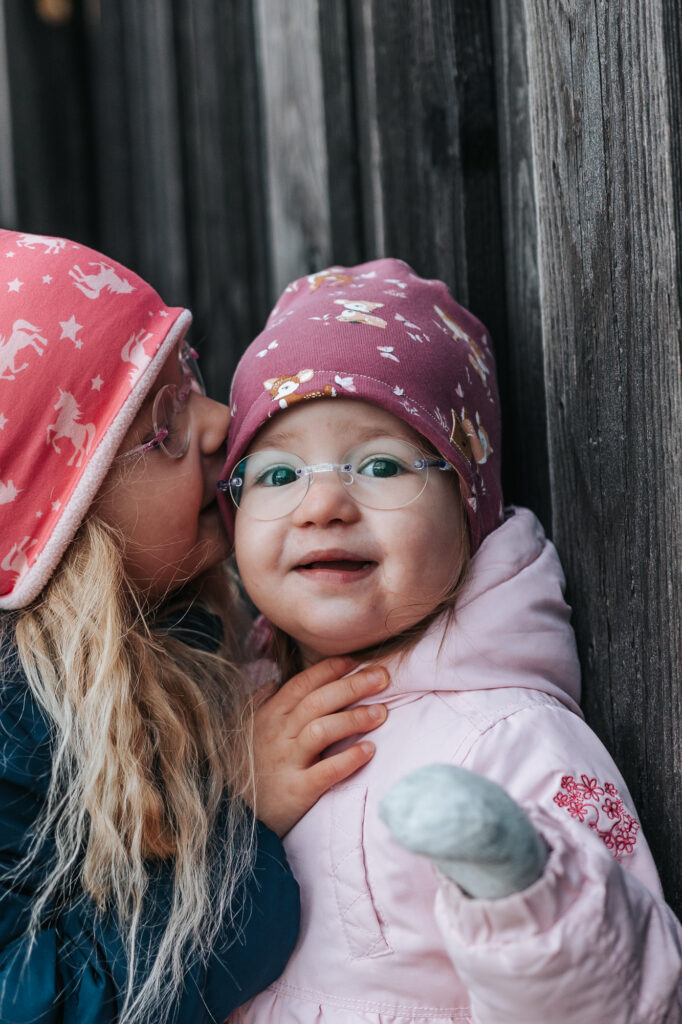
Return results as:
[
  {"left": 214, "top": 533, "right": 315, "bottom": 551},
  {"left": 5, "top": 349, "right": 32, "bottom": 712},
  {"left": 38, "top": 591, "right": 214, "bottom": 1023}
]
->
[{"left": 0, "top": 664, "right": 299, "bottom": 1024}]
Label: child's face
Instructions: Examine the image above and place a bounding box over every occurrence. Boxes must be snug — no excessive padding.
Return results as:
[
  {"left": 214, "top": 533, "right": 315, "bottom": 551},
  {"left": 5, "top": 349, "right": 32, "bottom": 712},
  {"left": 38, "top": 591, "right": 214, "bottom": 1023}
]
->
[
  {"left": 96, "top": 347, "right": 232, "bottom": 597},
  {"left": 233, "top": 400, "right": 464, "bottom": 665}
]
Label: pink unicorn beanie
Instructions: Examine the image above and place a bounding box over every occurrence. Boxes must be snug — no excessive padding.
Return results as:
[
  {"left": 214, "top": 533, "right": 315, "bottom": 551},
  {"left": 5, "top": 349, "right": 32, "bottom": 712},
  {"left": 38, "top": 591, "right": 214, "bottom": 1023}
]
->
[
  {"left": 220, "top": 258, "right": 503, "bottom": 551},
  {"left": 0, "top": 229, "right": 192, "bottom": 609}
]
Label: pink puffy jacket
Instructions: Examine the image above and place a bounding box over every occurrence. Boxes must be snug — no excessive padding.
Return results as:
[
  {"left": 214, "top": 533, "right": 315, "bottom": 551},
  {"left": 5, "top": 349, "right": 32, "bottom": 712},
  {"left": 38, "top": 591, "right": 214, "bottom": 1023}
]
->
[{"left": 234, "top": 508, "right": 682, "bottom": 1023}]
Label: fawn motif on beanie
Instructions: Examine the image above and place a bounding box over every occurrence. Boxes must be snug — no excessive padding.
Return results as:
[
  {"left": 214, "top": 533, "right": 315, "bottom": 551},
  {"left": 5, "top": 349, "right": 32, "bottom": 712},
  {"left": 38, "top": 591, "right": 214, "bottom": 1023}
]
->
[
  {"left": 220, "top": 258, "right": 503, "bottom": 551},
  {"left": 0, "top": 230, "right": 192, "bottom": 609}
]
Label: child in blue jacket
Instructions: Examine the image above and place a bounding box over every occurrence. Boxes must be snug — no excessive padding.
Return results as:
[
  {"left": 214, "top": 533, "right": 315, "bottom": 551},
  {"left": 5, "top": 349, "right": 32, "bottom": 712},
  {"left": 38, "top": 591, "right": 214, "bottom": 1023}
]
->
[{"left": 0, "top": 230, "right": 387, "bottom": 1023}]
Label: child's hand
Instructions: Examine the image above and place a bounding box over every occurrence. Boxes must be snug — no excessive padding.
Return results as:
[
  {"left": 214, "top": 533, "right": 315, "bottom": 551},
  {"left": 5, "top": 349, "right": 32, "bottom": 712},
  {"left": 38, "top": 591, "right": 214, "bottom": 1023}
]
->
[
  {"left": 254, "top": 657, "right": 389, "bottom": 836},
  {"left": 378, "top": 764, "right": 548, "bottom": 899}
]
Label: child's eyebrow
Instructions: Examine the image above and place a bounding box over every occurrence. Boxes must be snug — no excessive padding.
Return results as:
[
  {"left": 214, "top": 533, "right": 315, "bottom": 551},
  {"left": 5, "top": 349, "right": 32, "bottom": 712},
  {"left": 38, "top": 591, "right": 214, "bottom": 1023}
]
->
[{"left": 252, "top": 424, "right": 418, "bottom": 451}]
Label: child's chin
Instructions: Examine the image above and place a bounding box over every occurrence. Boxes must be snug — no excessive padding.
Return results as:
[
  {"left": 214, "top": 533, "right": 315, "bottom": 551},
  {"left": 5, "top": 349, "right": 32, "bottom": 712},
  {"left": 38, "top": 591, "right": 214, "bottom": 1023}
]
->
[{"left": 297, "top": 630, "right": 389, "bottom": 665}]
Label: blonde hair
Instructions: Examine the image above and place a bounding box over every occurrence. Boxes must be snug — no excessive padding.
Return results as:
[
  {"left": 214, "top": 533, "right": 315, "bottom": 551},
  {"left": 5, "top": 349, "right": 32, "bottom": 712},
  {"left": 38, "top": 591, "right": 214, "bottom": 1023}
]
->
[
  {"left": 2, "top": 516, "right": 256, "bottom": 1023},
  {"left": 271, "top": 473, "right": 471, "bottom": 677}
]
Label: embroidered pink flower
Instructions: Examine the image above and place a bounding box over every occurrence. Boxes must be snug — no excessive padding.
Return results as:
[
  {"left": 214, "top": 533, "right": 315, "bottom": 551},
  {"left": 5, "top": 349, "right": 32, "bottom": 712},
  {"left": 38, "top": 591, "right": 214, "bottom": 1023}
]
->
[
  {"left": 602, "top": 797, "right": 622, "bottom": 820},
  {"left": 577, "top": 775, "right": 604, "bottom": 801},
  {"left": 553, "top": 773, "right": 639, "bottom": 859}
]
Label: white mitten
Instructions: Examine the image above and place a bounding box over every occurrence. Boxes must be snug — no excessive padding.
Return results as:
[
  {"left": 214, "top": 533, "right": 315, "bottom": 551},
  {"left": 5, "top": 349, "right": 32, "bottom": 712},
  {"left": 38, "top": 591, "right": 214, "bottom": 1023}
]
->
[{"left": 378, "top": 764, "right": 549, "bottom": 899}]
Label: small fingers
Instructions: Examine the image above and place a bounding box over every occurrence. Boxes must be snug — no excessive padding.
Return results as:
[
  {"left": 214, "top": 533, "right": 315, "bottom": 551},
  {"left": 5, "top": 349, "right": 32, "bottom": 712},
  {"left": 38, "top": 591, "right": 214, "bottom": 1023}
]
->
[
  {"left": 274, "top": 656, "right": 360, "bottom": 713},
  {"left": 305, "top": 741, "right": 377, "bottom": 799},
  {"left": 290, "top": 666, "right": 389, "bottom": 734},
  {"left": 301, "top": 703, "right": 387, "bottom": 758}
]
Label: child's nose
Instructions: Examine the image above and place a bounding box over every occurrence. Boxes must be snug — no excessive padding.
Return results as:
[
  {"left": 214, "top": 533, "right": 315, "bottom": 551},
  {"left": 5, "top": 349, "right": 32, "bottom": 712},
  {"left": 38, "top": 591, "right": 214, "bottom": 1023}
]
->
[
  {"left": 196, "top": 395, "right": 231, "bottom": 456},
  {"left": 291, "top": 471, "right": 361, "bottom": 527}
]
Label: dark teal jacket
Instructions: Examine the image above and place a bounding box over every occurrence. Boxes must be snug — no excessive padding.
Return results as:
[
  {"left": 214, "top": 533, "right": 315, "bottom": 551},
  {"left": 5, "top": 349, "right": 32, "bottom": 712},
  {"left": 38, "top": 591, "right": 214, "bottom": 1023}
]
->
[{"left": 0, "top": 614, "right": 300, "bottom": 1023}]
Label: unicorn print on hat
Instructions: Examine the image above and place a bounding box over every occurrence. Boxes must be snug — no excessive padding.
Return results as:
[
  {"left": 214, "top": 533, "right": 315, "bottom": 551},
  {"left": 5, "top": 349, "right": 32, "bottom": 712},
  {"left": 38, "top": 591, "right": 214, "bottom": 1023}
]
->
[
  {"left": 0, "top": 320, "right": 48, "bottom": 380},
  {"left": 69, "top": 261, "right": 136, "bottom": 300}
]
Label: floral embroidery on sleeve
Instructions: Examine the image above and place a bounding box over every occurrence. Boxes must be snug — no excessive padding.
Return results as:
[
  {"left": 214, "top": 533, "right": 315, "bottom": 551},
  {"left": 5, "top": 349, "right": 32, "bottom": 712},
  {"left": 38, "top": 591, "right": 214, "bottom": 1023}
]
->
[{"left": 553, "top": 774, "right": 640, "bottom": 857}]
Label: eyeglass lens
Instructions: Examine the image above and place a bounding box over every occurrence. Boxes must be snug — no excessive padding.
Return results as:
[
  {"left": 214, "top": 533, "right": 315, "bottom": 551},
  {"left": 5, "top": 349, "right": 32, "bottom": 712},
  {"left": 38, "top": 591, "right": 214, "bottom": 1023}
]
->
[
  {"left": 180, "top": 343, "right": 206, "bottom": 396},
  {"left": 229, "top": 438, "right": 436, "bottom": 519},
  {"left": 153, "top": 384, "right": 191, "bottom": 458}
]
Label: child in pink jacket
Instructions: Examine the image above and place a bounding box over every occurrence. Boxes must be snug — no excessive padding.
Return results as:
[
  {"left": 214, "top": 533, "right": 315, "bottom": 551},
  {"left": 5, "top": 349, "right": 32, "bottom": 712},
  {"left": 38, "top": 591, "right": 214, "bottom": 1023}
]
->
[{"left": 218, "top": 259, "right": 682, "bottom": 1023}]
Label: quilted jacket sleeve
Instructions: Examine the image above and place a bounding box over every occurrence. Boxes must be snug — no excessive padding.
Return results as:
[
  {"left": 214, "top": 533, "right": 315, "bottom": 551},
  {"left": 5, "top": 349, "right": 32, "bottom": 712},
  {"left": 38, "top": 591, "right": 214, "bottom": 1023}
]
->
[
  {"left": 0, "top": 663, "right": 299, "bottom": 1024},
  {"left": 434, "top": 704, "right": 682, "bottom": 1024}
]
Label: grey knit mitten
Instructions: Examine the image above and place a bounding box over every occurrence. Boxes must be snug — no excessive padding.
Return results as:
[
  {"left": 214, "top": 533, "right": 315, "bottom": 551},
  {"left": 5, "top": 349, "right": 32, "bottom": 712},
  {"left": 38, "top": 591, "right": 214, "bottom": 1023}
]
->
[{"left": 378, "top": 764, "right": 548, "bottom": 899}]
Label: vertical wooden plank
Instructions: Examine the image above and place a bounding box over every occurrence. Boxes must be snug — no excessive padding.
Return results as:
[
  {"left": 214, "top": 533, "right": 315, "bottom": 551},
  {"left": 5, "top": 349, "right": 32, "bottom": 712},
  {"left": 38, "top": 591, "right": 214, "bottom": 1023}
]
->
[
  {"left": 81, "top": 0, "right": 136, "bottom": 271},
  {"left": 0, "top": 0, "right": 18, "bottom": 227},
  {"left": 348, "top": 0, "right": 506, "bottom": 330},
  {"left": 85, "top": 0, "right": 187, "bottom": 302},
  {"left": 524, "top": 0, "right": 682, "bottom": 912},
  {"left": 2, "top": 0, "right": 93, "bottom": 240},
  {"left": 171, "top": 0, "right": 270, "bottom": 394},
  {"left": 350, "top": 0, "right": 467, "bottom": 292},
  {"left": 489, "top": 0, "right": 551, "bottom": 527},
  {"left": 662, "top": 0, "right": 682, "bottom": 320},
  {"left": 318, "top": 0, "right": 364, "bottom": 267},
  {"left": 254, "top": 0, "right": 333, "bottom": 297}
]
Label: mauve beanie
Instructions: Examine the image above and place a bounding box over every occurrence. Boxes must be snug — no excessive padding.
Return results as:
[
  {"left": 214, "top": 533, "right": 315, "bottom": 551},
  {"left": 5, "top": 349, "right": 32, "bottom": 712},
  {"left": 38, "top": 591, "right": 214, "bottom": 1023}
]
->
[{"left": 220, "top": 258, "right": 503, "bottom": 551}]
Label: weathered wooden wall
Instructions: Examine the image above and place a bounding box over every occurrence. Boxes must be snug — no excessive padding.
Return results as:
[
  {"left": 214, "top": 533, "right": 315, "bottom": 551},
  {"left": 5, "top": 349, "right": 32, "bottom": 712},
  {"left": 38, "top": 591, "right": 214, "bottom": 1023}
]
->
[
  {"left": 492, "top": 0, "right": 682, "bottom": 911},
  {"left": 0, "top": 0, "right": 680, "bottom": 913}
]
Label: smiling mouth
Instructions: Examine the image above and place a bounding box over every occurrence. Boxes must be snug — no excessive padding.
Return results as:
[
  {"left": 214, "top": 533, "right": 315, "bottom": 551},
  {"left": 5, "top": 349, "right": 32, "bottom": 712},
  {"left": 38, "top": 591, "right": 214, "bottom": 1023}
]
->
[{"left": 300, "top": 559, "right": 374, "bottom": 571}]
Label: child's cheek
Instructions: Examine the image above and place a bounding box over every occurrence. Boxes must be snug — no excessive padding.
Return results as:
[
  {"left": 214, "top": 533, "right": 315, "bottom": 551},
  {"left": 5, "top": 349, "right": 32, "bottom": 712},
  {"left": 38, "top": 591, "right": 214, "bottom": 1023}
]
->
[{"left": 234, "top": 520, "right": 277, "bottom": 602}]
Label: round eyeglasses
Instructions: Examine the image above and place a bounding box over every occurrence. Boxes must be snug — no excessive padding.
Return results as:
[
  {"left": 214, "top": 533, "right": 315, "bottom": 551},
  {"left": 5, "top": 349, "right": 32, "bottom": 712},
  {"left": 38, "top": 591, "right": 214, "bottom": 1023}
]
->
[
  {"left": 219, "top": 437, "right": 455, "bottom": 520},
  {"left": 121, "top": 343, "right": 205, "bottom": 460}
]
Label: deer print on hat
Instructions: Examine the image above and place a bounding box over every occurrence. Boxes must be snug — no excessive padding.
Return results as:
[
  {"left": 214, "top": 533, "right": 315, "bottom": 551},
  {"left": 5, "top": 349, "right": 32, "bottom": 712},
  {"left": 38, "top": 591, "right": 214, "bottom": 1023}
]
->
[
  {"left": 264, "top": 370, "right": 337, "bottom": 409},
  {"left": 334, "top": 299, "right": 387, "bottom": 329},
  {"left": 434, "top": 304, "right": 490, "bottom": 386}
]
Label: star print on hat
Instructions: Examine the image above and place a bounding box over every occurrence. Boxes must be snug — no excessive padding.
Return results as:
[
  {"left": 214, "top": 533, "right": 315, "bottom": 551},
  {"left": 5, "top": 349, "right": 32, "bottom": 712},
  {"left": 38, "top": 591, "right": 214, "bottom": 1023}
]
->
[
  {"left": 0, "top": 230, "right": 192, "bottom": 609},
  {"left": 220, "top": 258, "right": 503, "bottom": 551}
]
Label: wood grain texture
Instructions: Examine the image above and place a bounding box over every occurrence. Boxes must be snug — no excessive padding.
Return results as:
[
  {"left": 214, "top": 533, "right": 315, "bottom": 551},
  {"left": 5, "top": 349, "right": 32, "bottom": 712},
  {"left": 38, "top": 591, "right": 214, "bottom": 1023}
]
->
[
  {"left": 89, "top": 0, "right": 187, "bottom": 302},
  {"left": 172, "top": 0, "right": 269, "bottom": 392},
  {"left": 348, "top": 0, "right": 506, "bottom": 331},
  {"left": 318, "top": 0, "right": 364, "bottom": 267},
  {"left": 490, "top": 0, "right": 551, "bottom": 526},
  {"left": 255, "top": 0, "right": 333, "bottom": 298},
  {"left": 524, "top": 0, "right": 682, "bottom": 911},
  {"left": 0, "top": 1, "right": 17, "bottom": 226},
  {"left": 662, "top": 0, "right": 682, "bottom": 320},
  {"left": 350, "top": 0, "right": 469, "bottom": 291},
  {"left": 2, "top": 0, "right": 92, "bottom": 240}
]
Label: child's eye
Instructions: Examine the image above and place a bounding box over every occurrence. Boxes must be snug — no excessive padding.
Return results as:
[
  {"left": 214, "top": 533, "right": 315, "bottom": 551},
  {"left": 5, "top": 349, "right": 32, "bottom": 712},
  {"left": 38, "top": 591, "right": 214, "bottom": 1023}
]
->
[
  {"left": 255, "top": 464, "right": 299, "bottom": 487},
  {"left": 357, "top": 456, "right": 405, "bottom": 478}
]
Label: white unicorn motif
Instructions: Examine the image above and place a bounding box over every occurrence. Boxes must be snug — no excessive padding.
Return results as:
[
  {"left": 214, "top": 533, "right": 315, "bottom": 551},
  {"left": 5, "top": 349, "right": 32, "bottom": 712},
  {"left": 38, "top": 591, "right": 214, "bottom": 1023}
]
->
[
  {"left": 1, "top": 536, "right": 37, "bottom": 577},
  {"left": 121, "top": 328, "right": 153, "bottom": 384},
  {"left": 0, "top": 320, "right": 48, "bottom": 380},
  {"left": 17, "top": 233, "right": 66, "bottom": 255},
  {"left": 46, "top": 390, "right": 95, "bottom": 467},
  {"left": 0, "top": 479, "right": 20, "bottom": 504},
  {"left": 69, "top": 261, "right": 135, "bottom": 300}
]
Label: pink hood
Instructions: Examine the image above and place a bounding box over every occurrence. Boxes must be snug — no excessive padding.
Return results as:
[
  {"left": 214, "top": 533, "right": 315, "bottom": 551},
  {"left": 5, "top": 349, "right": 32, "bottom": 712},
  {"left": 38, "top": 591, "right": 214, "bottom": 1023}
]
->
[{"left": 367, "top": 506, "right": 582, "bottom": 715}]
